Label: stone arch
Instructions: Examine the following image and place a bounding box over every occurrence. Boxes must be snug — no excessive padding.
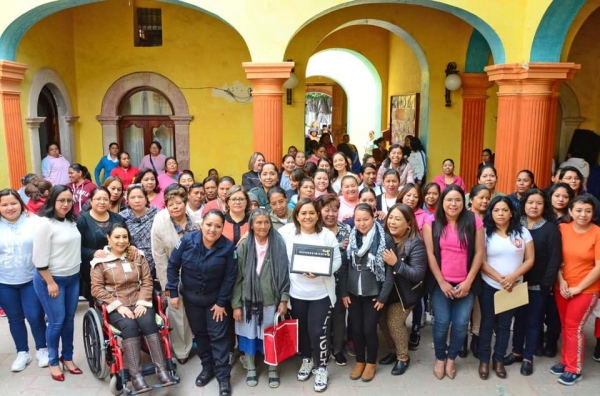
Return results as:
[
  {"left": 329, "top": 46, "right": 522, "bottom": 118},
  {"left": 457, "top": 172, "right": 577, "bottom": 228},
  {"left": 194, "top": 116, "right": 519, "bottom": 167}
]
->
[
  {"left": 27, "top": 67, "right": 78, "bottom": 173},
  {"left": 317, "top": 19, "right": 430, "bottom": 150},
  {"left": 97, "top": 72, "right": 193, "bottom": 170},
  {"left": 557, "top": 82, "right": 584, "bottom": 162}
]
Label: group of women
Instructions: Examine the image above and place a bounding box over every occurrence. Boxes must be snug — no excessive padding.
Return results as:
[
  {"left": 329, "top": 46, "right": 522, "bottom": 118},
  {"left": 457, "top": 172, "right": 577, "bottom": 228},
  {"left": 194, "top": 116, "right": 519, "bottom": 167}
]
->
[{"left": 1, "top": 141, "right": 599, "bottom": 396}]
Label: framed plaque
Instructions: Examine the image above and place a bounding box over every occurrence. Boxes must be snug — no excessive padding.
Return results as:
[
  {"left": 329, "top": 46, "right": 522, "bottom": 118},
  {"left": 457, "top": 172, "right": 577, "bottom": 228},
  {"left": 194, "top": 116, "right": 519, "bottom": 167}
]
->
[{"left": 290, "top": 244, "right": 334, "bottom": 276}]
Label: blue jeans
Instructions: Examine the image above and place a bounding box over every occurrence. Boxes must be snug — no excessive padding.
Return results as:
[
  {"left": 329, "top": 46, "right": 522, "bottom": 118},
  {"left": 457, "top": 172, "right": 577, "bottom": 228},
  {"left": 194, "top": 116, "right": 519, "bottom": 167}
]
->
[
  {"left": 478, "top": 282, "right": 515, "bottom": 363},
  {"left": 33, "top": 272, "right": 80, "bottom": 367},
  {"left": 0, "top": 281, "right": 47, "bottom": 353},
  {"left": 511, "top": 289, "right": 545, "bottom": 361},
  {"left": 431, "top": 284, "right": 474, "bottom": 360}
]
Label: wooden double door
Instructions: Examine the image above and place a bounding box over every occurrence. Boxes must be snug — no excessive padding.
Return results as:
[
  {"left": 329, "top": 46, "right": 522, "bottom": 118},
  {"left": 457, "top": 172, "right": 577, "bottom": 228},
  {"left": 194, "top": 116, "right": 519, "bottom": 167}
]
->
[{"left": 119, "top": 116, "right": 175, "bottom": 168}]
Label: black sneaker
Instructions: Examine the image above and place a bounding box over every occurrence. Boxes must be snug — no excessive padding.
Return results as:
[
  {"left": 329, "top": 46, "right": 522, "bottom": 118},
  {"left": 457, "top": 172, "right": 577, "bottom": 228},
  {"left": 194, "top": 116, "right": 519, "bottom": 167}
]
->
[
  {"left": 332, "top": 352, "right": 347, "bottom": 366},
  {"left": 593, "top": 349, "right": 600, "bottom": 362},
  {"left": 408, "top": 331, "right": 420, "bottom": 351}
]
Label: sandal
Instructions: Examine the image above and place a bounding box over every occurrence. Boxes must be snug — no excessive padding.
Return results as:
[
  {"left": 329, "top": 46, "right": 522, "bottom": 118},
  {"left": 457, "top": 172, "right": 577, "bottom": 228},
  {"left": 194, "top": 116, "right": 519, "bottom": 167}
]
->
[
  {"left": 246, "top": 369, "right": 258, "bottom": 387},
  {"left": 268, "top": 368, "right": 280, "bottom": 388}
]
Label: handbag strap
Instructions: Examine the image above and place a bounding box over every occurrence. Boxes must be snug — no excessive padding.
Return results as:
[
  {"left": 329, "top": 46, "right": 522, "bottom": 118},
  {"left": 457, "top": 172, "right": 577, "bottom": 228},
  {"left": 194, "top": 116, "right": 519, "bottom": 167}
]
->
[{"left": 149, "top": 155, "right": 158, "bottom": 174}]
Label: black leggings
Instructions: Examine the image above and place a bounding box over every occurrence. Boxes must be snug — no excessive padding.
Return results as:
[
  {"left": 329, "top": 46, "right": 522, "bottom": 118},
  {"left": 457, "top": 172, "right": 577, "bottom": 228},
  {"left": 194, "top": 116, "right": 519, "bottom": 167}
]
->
[
  {"left": 348, "top": 294, "right": 380, "bottom": 363},
  {"left": 291, "top": 296, "right": 332, "bottom": 368},
  {"left": 108, "top": 306, "right": 159, "bottom": 339}
]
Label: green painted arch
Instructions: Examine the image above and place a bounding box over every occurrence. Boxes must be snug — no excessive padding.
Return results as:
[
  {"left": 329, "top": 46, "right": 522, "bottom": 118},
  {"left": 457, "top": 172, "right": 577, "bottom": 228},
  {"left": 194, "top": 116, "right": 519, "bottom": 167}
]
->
[
  {"left": 0, "top": 0, "right": 246, "bottom": 61},
  {"left": 306, "top": 48, "right": 382, "bottom": 152},
  {"left": 291, "top": 0, "right": 505, "bottom": 65},
  {"left": 465, "top": 29, "right": 491, "bottom": 73}
]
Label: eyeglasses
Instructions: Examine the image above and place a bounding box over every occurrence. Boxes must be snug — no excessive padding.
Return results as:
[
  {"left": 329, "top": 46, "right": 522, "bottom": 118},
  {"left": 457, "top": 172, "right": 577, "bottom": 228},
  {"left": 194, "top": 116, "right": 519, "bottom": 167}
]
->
[
  {"left": 57, "top": 199, "right": 73, "bottom": 205},
  {"left": 229, "top": 198, "right": 247, "bottom": 203},
  {"left": 93, "top": 198, "right": 110, "bottom": 202},
  {"left": 562, "top": 177, "right": 581, "bottom": 182}
]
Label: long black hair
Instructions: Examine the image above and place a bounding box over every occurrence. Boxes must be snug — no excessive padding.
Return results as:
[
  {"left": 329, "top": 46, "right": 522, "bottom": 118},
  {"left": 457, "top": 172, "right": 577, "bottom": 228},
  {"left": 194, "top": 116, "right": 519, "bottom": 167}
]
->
[
  {"left": 484, "top": 196, "right": 522, "bottom": 239},
  {"left": 433, "top": 184, "right": 474, "bottom": 249},
  {"left": 519, "top": 188, "right": 553, "bottom": 220},
  {"left": 39, "top": 185, "right": 76, "bottom": 222}
]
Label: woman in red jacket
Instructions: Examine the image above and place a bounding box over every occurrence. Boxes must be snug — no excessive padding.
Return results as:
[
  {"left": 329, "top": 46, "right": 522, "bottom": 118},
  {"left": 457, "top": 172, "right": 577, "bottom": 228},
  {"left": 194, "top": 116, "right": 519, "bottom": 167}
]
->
[{"left": 111, "top": 151, "right": 139, "bottom": 191}]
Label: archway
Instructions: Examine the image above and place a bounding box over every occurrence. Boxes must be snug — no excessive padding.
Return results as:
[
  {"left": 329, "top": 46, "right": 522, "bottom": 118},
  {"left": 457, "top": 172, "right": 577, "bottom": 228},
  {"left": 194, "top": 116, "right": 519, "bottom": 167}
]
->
[
  {"left": 27, "top": 67, "right": 77, "bottom": 174},
  {"left": 97, "top": 72, "right": 193, "bottom": 170},
  {"left": 557, "top": 82, "right": 584, "bottom": 163},
  {"left": 306, "top": 48, "right": 381, "bottom": 158},
  {"left": 317, "top": 20, "right": 430, "bottom": 150}
]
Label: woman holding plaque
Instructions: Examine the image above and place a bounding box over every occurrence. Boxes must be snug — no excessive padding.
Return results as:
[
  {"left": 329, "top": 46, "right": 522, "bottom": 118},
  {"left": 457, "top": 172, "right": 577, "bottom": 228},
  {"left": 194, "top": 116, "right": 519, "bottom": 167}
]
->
[
  {"left": 339, "top": 203, "right": 394, "bottom": 382},
  {"left": 278, "top": 198, "right": 342, "bottom": 393},
  {"left": 478, "top": 196, "right": 533, "bottom": 380}
]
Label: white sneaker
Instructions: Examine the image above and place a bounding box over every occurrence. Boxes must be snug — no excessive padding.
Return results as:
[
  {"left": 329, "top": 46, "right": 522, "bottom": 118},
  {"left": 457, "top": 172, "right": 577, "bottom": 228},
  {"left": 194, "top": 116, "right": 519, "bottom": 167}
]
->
[
  {"left": 11, "top": 352, "right": 32, "bottom": 372},
  {"left": 297, "top": 358, "right": 314, "bottom": 381},
  {"left": 229, "top": 352, "right": 235, "bottom": 366},
  {"left": 36, "top": 348, "right": 49, "bottom": 368},
  {"left": 313, "top": 366, "right": 328, "bottom": 392}
]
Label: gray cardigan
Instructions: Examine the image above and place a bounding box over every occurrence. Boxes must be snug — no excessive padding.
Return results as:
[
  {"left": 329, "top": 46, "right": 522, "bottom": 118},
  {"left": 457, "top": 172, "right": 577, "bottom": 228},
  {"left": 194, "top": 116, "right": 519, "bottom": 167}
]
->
[{"left": 339, "top": 233, "right": 395, "bottom": 303}]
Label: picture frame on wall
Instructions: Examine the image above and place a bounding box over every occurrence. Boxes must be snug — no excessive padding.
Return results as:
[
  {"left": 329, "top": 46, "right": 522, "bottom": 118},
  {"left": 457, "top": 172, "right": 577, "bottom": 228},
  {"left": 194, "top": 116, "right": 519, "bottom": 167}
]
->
[{"left": 390, "top": 93, "right": 420, "bottom": 145}]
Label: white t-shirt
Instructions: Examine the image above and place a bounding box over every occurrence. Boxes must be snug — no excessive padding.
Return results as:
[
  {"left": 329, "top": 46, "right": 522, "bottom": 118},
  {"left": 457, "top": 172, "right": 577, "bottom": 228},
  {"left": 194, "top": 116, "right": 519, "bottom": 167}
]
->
[
  {"left": 278, "top": 223, "right": 340, "bottom": 301},
  {"left": 483, "top": 226, "right": 532, "bottom": 290}
]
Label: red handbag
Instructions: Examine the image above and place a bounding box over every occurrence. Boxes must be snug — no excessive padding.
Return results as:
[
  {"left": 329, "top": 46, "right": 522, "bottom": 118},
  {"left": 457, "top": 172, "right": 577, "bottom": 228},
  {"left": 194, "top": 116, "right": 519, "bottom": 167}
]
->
[{"left": 263, "top": 313, "right": 298, "bottom": 365}]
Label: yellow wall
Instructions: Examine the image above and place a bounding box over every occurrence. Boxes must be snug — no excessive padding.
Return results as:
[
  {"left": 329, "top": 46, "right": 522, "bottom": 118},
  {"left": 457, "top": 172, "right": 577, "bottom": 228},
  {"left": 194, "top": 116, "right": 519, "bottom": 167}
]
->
[
  {"left": 16, "top": 9, "right": 78, "bottom": 172},
  {"left": 566, "top": 6, "right": 600, "bottom": 134},
  {"left": 483, "top": 83, "right": 499, "bottom": 152},
  {"left": 16, "top": 0, "right": 253, "bottom": 182}
]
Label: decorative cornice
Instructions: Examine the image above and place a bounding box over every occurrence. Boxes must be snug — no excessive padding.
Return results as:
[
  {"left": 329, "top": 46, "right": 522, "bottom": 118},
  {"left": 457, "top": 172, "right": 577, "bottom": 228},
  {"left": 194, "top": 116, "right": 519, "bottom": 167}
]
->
[
  {"left": 25, "top": 117, "right": 46, "bottom": 128},
  {"left": 96, "top": 115, "right": 121, "bottom": 125},
  {"left": 0, "top": 61, "right": 28, "bottom": 94}
]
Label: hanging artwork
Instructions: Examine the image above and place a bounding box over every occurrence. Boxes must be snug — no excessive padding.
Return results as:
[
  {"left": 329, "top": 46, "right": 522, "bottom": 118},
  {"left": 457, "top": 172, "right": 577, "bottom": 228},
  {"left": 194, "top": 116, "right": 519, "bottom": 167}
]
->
[{"left": 390, "top": 93, "right": 420, "bottom": 145}]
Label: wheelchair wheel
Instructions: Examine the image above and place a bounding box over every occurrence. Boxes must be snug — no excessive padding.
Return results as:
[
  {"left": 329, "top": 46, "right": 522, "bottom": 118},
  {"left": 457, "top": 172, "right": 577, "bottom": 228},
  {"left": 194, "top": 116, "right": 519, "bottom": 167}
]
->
[
  {"left": 83, "top": 308, "right": 110, "bottom": 379},
  {"left": 109, "top": 374, "right": 123, "bottom": 395}
]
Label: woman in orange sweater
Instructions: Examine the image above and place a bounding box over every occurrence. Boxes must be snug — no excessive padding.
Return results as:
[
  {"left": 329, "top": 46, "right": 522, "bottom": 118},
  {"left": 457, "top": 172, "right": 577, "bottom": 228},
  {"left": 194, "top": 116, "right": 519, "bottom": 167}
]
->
[{"left": 551, "top": 194, "right": 600, "bottom": 386}]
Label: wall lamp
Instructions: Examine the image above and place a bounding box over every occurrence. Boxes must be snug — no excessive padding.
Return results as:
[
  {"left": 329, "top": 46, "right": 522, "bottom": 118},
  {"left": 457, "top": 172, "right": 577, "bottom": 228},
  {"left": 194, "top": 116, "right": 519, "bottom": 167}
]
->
[
  {"left": 444, "top": 62, "right": 462, "bottom": 107},
  {"left": 283, "top": 59, "right": 299, "bottom": 105}
]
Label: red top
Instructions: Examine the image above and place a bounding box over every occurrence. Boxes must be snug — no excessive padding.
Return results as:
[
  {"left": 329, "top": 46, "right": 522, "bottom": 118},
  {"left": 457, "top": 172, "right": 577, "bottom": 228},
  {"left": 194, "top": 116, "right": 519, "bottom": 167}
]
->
[
  {"left": 111, "top": 166, "right": 140, "bottom": 190},
  {"left": 26, "top": 198, "right": 45, "bottom": 214}
]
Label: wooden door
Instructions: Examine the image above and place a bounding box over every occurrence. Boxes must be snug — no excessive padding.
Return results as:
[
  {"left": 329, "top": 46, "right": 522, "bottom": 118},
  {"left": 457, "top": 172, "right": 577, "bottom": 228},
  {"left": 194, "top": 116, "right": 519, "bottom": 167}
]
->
[{"left": 119, "top": 116, "right": 174, "bottom": 168}]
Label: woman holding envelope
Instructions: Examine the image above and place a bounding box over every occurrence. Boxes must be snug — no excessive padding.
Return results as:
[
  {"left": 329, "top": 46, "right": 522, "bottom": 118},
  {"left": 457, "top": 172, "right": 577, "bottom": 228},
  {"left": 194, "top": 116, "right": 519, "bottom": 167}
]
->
[
  {"left": 551, "top": 194, "right": 600, "bottom": 386},
  {"left": 478, "top": 196, "right": 534, "bottom": 380},
  {"left": 278, "top": 198, "right": 341, "bottom": 392}
]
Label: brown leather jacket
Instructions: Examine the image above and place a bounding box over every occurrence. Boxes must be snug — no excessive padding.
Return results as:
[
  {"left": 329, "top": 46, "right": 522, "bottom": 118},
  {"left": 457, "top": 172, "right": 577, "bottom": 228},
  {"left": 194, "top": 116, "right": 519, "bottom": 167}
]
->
[{"left": 90, "top": 252, "right": 153, "bottom": 313}]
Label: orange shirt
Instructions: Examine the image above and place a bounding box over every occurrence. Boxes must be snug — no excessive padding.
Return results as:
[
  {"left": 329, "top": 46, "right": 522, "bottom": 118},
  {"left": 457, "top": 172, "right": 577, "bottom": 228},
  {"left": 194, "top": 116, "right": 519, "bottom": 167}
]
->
[{"left": 559, "top": 223, "right": 600, "bottom": 294}]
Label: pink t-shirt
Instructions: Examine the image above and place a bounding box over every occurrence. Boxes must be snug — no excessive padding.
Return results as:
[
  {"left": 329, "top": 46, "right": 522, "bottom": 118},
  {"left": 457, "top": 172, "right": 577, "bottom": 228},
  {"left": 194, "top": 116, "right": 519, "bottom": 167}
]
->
[
  {"left": 338, "top": 196, "right": 358, "bottom": 221},
  {"left": 414, "top": 208, "right": 428, "bottom": 235},
  {"left": 431, "top": 174, "right": 466, "bottom": 192},
  {"left": 424, "top": 213, "right": 483, "bottom": 283}
]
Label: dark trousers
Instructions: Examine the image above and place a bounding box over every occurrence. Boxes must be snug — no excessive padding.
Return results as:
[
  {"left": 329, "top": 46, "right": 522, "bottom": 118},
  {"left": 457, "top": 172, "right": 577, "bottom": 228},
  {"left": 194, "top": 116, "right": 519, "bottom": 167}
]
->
[
  {"left": 331, "top": 293, "right": 346, "bottom": 353},
  {"left": 108, "top": 307, "right": 159, "bottom": 339},
  {"left": 348, "top": 294, "right": 380, "bottom": 364},
  {"left": 478, "top": 282, "right": 515, "bottom": 363},
  {"left": 511, "top": 289, "right": 545, "bottom": 361},
  {"left": 291, "top": 296, "right": 331, "bottom": 368},
  {"left": 411, "top": 297, "right": 425, "bottom": 331},
  {"left": 543, "top": 292, "right": 562, "bottom": 343},
  {"left": 183, "top": 291, "right": 231, "bottom": 382}
]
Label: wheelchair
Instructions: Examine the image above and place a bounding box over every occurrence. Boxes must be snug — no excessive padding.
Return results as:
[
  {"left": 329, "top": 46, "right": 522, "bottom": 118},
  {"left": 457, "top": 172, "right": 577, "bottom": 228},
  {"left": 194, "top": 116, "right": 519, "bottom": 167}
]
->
[{"left": 82, "top": 290, "right": 180, "bottom": 395}]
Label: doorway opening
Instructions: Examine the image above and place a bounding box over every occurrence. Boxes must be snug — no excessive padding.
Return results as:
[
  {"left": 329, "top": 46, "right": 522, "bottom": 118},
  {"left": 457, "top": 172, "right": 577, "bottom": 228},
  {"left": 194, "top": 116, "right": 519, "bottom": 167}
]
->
[{"left": 37, "top": 85, "right": 60, "bottom": 156}]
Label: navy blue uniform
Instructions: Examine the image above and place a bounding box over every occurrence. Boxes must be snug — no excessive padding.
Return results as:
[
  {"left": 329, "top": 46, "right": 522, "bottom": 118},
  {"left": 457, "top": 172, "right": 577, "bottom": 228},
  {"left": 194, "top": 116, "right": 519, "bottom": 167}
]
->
[{"left": 167, "top": 230, "right": 237, "bottom": 382}]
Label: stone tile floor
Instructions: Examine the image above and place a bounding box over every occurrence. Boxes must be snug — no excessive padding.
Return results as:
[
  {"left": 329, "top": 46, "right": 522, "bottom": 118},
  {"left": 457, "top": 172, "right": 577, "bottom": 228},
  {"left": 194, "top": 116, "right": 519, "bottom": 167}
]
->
[{"left": 1, "top": 302, "right": 599, "bottom": 395}]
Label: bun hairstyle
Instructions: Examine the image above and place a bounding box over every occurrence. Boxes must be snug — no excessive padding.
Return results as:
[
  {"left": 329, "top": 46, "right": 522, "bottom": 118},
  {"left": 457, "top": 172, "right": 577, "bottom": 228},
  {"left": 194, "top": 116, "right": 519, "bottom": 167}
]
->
[
  {"left": 21, "top": 173, "right": 39, "bottom": 186},
  {"left": 70, "top": 163, "right": 92, "bottom": 181},
  {"left": 25, "top": 179, "right": 52, "bottom": 203}
]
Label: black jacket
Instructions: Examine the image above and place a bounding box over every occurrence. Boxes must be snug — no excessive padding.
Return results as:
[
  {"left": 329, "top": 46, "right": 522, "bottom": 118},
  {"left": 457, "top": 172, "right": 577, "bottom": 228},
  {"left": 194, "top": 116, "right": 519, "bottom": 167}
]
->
[
  {"left": 386, "top": 237, "right": 428, "bottom": 308},
  {"left": 166, "top": 231, "right": 238, "bottom": 308},
  {"left": 525, "top": 221, "right": 562, "bottom": 292}
]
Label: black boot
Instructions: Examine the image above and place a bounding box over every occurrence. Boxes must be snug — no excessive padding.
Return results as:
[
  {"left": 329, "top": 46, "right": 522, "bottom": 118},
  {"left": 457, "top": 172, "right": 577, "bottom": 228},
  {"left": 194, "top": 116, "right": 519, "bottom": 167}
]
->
[
  {"left": 219, "top": 380, "right": 232, "bottom": 396},
  {"left": 122, "top": 338, "right": 151, "bottom": 393},
  {"left": 593, "top": 338, "right": 600, "bottom": 362},
  {"left": 544, "top": 334, "right": 559, "bottom": 358},
  {"left": 146, "top": 333, "right": 174, "bottom": 386},
  {"left": 408, "top": 330, "right": 420, "bottom": 351},
  {"left": 470, "top": 334, "right": 479, "bottom": 359}
]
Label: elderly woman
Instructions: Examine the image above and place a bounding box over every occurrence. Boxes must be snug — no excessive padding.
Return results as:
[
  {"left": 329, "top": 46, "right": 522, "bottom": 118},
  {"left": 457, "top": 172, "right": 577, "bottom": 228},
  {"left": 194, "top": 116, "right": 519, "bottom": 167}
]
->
[
  {"left": 151, "top": 184, "right": 196, "bottom": 365},
  {"left": 139, "top": 141, "right": 167, "bottom": 175},
  {"left": 167, "top": 210, "right": 238, "bottom": 396},
  {"left": 232, "top": 209, "right": 290, "bottom": 388},
  {"left": 91, "top": 223, "right": 173, "bottom": 392}
]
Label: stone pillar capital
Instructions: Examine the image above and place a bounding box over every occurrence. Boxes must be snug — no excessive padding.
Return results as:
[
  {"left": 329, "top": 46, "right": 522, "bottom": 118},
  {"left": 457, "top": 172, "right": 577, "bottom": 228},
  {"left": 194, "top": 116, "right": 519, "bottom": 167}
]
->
[
  {"left": 485, "top": 62, "right": 580, "bottom": 95},
  {"left": 0, "top": 61, "right": 28, "bottom": 95},
  {"left": 243, "top": 62, "right": 293, "bottom": 94},
  {"left": 169, "top": 115, "right": 194, "bottom": 125},
  {"left": 461, "top": 73, "right": 493, "bottom": 98},
  {"left": 562, "top": 116, "right": 585, "bottom": 127},
  {"left": 96, "top": 115, "right": 121, "bottom": 125},
  {"left": 25, "top": 117, "right": 46, "bottom": 128},
  {"left": 64, "top": 115, "right": 80, "bottom": 126}
]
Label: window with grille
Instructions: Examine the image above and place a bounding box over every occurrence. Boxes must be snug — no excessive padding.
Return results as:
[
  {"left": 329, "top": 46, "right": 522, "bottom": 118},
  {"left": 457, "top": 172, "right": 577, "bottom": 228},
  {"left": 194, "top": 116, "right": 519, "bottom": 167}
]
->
[{"left": 136, "top": 8, "right": 162, "bottom": 47}]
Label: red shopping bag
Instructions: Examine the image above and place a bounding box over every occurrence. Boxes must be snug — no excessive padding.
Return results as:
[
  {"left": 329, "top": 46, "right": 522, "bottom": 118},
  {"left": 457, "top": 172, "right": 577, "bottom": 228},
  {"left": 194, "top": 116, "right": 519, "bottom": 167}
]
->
[{"left": 263, "top": 313, "right": 298, "bottom": 365}]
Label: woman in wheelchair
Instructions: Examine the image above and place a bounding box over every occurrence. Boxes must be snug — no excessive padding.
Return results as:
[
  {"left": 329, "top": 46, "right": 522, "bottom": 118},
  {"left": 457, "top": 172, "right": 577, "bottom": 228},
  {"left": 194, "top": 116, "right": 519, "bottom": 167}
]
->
[{"left": 90, "top": 223, "right": 174, "bottom": 393}]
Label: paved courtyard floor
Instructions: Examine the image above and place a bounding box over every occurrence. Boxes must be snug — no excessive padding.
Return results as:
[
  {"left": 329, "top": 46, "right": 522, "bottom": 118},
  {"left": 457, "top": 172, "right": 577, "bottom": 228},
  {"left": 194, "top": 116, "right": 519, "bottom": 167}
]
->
[{"left": 1, "top": 302, "right": 599, "bottom": 395}]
